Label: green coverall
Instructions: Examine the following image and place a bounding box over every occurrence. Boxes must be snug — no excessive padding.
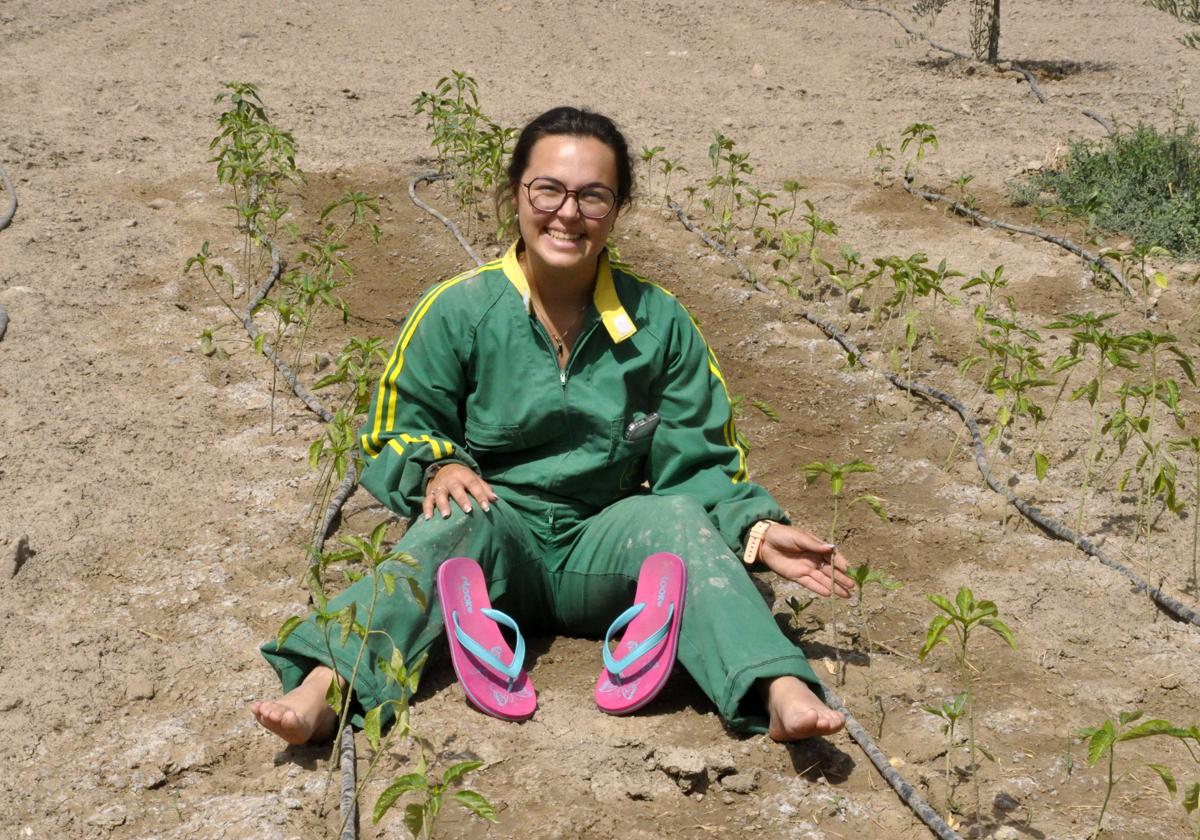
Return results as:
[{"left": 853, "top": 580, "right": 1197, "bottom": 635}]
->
[{"left": 261, "top": 243, "right": 822, "bottom": 732}]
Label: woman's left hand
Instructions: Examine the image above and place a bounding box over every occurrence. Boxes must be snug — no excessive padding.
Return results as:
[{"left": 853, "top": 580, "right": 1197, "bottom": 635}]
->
[{"left": 756, "top": 523, "right": 853, "bottom": 598}]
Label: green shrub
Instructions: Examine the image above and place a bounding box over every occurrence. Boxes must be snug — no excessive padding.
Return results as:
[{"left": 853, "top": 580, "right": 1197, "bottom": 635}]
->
[{"left": 1024, "top": 117, "right": 1200, "bottom": 258}]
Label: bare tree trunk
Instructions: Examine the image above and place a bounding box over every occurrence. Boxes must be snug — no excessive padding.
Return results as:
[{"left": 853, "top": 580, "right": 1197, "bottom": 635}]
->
[
  {"left": 969, "top": 0, "right": 1001, "bottom": 63},
  {"left": 987, "top": 0, "right": 1001, "bottom": 63}
]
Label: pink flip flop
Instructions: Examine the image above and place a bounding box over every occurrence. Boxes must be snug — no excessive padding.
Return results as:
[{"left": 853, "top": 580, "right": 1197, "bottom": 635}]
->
[
  {"left": 595, "top": 552, "right": 687, "bottom": 715},
  {"left": 437, "top": 557, "right": 536, "bottom": 722}
]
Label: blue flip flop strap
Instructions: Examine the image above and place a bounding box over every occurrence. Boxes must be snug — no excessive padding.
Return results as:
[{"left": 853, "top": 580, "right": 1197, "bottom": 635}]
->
[
  {"left": 451, "top": 607, "right": 526, "bottom": 690},
  {"left": 602, "top": 601, "right": 675, "bottom": 678}
]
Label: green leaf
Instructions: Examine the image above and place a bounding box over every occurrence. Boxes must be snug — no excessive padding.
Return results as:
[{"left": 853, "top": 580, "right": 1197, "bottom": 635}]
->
[
  {"left": 1120, "top": 718, "right": 1192, "bottom": 742},
  {"left": 928, "top": 593, "right": 956, "bottom": 617},
  {"left": 403, "top": 802, "right": 426, "bottom": 837},
  {"left": 453, "top": 789, "right": 499, "bottom": 823},
  {"left": 921, "top": 703, "right": 948, "bottom": 720},
  {"left": 954, "top": 587, "right": 974, "bottom": 617},
  {"left": 1184, "top": 781, "right": 1199, "bottom": 813},
  {"left": 842, "top": 459, "right": 876, "bottom": 475},
  {"left": 406, "top": 575, "right": 427, "bottom": 612},
  {"left": 1034, "top": 451, "right": 1049, "bottom": 482},
  {"left": 274, "top": 616, "right": 303, "bottom": 650},
  {"left": 751, "top": 399, "right": 780, "bottom": 421},
  {"left": 855, "top": 493, "right": 889, "bottom": 522},
  {"left": 326, "top": 675, "right": 343, "bottom": 715},
  {"left": 1146, "top": 763, "right": 1177, "bottom": 796},
  {"left": 337, "top": 604, "right": 357, "bottom": 645},
  {"left": 364, "top": 705, "right": 382, "bottom": 752},
  {"left": 307, "top": 437, "right": 324, "bottom": 470},
  {"left": 979, "top": 617, "right": 1018, "bottom": 650},
  {"left": 443, "top": 759, "right": 484, "bottom": 786},
  {"left": 802, "top": 461, "right": 827, "bottom": 485},
  {"left": 1084, "top": 720, "right": 1117, "bottom": 766},
  {"left": 373, "top": 774, "right": 428, "bottom": 823},
  {"left": 364, "top": 520, "right": 385, "bottom": 552},
  {"left": 919, "top": 614, "right": 952, "bottom": 660}
]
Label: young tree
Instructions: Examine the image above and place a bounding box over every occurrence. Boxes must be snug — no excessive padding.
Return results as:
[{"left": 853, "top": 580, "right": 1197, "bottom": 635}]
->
[{"left": 912, "top": 0, "right": 1002, "bottom": 63}]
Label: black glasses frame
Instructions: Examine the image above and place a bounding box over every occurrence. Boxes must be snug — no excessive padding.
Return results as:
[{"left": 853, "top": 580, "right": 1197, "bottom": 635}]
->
[{"left": 522, "top": 177, "right": 618, "bottom": 220}]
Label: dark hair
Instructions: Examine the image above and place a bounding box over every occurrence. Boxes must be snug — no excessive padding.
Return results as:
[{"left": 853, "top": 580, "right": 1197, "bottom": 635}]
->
[{"left": 499, "top": 107, "right": 635, "bottom": 225}]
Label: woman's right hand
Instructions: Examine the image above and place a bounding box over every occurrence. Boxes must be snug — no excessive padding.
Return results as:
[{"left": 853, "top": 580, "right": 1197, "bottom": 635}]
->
[{"left": 423, "top": 463, "right": 498, "bottom": 520}]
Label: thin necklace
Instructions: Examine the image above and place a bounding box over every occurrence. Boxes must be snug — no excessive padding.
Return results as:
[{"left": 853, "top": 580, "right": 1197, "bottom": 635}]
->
[
  {"left": 531, "top": 293, "right": 588, "bottom": 359},
  {"left": 519, "top": 249, "right": 592, "bottom": 359}
]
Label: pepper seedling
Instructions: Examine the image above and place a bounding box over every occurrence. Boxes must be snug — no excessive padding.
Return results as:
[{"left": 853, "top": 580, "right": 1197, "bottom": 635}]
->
[
  {"left": 803, "top": 459, "right": 887, "bottom": 683},
  {"left": 919, "top": 587, "right": 1017, "bottom": 826}
]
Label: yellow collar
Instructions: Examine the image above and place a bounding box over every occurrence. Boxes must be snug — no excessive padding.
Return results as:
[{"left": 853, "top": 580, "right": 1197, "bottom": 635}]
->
[{"left": 501, "top": 241, "right": 637, "bottom": 344}]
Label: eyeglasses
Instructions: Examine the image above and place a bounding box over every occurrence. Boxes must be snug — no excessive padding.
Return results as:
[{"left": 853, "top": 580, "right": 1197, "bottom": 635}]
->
[{"left": 522, "top": 177, "right": 617, "bottom": 219}]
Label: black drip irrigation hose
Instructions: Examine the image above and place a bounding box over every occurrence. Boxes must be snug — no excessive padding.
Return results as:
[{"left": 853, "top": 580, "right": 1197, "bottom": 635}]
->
[
  {"left": 237, "top": 232, "right": 360, "bottom": 836},
  {"left": 899, "top": 177, "right": 1135, "bottom": 297},
  {"left": 1082, "top": 110, "right": 1117, "bottom": 136},
  {"left": 410, "top": 172, "right": 483, "bottom": 267},
  {"left": 339, "top": 727, "right": 358, "bottom": 840},
  {"left": 0, "top": 162, "right": 16, "bottom": 343},
  {"left": 841, "top": 0, "right": 1047, "bottom": 104},
  {"left": 313, "top": 466, "right": 359, "bottom": 560},
  {"left": 241, "top": 243, "right": 336, "bottom": 425},
  {"left": 824, "top": 686, "right": 962, "bottom": 840},
  {"left": 412, "top": 178, "right": 963, "bottom": 839}
]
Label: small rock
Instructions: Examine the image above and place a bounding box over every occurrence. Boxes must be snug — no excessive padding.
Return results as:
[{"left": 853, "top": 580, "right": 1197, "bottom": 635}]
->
[
  {"left": 131, "top": 767, "right": 167, "bottom": 790},
  {"left": 991, "top": 827, "right": 1019, "bottom": 840},
  {"left": 125, "top": 677, "right": 156, "bottom": 701},
  {"left": 86, "top": 804, "right": 127, "bottom": 828},
  {"left": 652, "top": 747, "right": 708, "bottom": 793},
  {"left": 750, "top": 63, "right": 766, "bottom": 78},
  {"left": 0, "top": 694, "right": 22, "bottom": 711},
  {"left": 1, "top": 534, "right": 31, "bottom": 578},
  {"left": 147, "top": 198, "right": 173, "bottom": 210},
  {"left": 720, "top": 770, "right": 759, "bottom": 794},
  {"left": 122, "top": 218, "right": 137, "bottom": 228},
  {"left": 993, "top": 791, "right": 1021, "bottom": 813},
  {"left": 283, "top": 797, "right": 302, "bottom": 809},
  {"left": 1160, "top": 675, "right": 1181, "bottom": 690}
]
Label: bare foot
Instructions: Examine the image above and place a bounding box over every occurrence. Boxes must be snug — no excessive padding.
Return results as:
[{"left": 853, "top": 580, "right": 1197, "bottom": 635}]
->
[
  {"left": 762, "top": 676, "right": 846, "bottom": 741},
  {"left": 251, "top": 666, "right": 339, "bottom": 745}
]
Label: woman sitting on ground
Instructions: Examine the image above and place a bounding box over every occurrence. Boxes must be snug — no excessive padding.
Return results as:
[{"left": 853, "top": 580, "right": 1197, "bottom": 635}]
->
[{"left": 252, "top": 105, "right": 852, "bottom": 744}]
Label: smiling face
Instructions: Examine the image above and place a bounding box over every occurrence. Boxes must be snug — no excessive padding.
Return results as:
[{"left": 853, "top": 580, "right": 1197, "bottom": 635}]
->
[{"left": 514, "top": 134, "right": 619, "bottom": 283}]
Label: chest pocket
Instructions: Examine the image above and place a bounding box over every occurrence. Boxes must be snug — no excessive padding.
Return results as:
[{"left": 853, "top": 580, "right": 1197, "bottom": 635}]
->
[
  {"left": 464, "top": 418, "right": 526, "bottom": 454},
  {"left": 606, "top": 416, "right": 655, "bottom": 463}
]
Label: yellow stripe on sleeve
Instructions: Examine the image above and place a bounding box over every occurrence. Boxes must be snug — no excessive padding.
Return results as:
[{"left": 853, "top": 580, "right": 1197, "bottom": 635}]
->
[
  {"left": 383, "top": 434, "right": 455, "bottom": 462},
  {"left": 363, "top": 267, "right": 485, "bottom": 457},
  {"left": 622, "top": 271, "right": 750, "bottom": 484}
]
